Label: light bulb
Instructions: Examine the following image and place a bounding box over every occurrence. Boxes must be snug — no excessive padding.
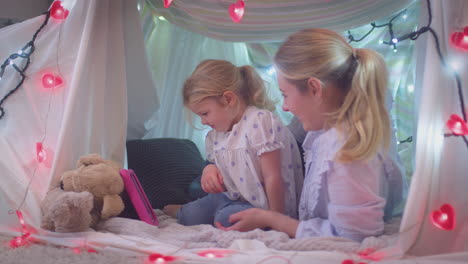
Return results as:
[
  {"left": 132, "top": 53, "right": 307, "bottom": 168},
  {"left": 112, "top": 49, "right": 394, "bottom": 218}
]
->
[{"left": 50, "top": 1, "right": 70, "bottom": 21}]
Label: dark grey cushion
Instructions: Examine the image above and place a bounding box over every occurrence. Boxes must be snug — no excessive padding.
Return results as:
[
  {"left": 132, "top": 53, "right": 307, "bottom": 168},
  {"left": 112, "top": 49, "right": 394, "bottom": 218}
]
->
[{"left": 124, "top": 138, "right": 205, "bottom": 211}]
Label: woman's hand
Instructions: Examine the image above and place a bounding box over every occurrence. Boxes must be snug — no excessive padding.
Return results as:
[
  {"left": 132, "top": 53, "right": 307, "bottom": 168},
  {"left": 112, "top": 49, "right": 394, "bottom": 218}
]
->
[
  {"left": 215, "top": 208, "right": 300, "bottom": 238},
  {"left": 215, "top": 208, "right": 269, "bottom": 232},
  {"left": 201, "top": 164, "right": 226, "bottom": 193}
]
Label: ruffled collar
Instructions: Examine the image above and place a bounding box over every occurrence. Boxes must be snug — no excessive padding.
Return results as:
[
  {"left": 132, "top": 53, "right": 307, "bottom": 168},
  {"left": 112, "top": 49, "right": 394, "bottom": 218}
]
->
[
  {"left": 299, "top": 127, "right": 342, "bottom": 219},
  {"left": 302, "top": 130, "right": 325, "bottom": 151}
]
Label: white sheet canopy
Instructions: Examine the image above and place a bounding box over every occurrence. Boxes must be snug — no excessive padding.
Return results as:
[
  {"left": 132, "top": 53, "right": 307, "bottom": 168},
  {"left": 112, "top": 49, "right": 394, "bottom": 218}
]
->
[
  {"left": 145, "top": 0, "right": 415, "bottom": 42},
  {"left": 0, "top": 0, "right": 466, "bottom": 262}
]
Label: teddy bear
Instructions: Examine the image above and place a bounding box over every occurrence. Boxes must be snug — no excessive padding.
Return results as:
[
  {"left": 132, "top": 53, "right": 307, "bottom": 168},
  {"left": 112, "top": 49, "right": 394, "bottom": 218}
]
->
[{"left": 40, "top": 153, "right": 125, "bottom": 232}]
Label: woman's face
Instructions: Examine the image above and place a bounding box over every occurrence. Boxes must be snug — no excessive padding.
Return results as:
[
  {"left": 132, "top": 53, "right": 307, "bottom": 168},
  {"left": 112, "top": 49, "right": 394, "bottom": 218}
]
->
[{"left": 277, "top": 73, "right": 325, "bottom": 131}]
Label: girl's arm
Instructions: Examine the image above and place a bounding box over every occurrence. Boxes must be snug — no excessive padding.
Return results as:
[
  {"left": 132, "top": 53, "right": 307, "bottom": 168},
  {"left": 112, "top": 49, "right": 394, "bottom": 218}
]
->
[
  {"left": 201, "top": 163, "right": 225, "bottom": 193},
  {"left": 260, "top": 149, "right": 285, "bottom": 213}
]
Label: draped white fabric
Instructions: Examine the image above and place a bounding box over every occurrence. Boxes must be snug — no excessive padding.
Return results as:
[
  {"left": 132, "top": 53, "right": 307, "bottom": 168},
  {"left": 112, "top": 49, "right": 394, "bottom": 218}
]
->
[
  {"left": 0, "top": 0, "right": 157, "bottom": 232},
  {"left": 124, "top": 0, "right": 160, "bottom": 140},
  {"left": 395, "top": 0, "right": 468, "bottom": 255},
  {"left": 145, "top": 0, "right": 415, "bottom": 42},
  {"left": 0, "top": 0, "right": 467, "bottom": 262}
]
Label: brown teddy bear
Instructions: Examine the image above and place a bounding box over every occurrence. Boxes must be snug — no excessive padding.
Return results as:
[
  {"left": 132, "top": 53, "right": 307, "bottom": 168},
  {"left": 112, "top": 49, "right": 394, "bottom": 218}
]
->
[{"left": 40, "top": 153, "right": 125, "bottom": 232}]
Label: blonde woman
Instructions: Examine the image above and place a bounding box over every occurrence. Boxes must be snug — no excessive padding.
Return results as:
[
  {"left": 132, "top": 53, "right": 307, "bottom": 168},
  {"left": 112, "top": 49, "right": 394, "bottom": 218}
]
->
[
  {"left": 163, "top": 60, "right": 303, "bottom": 228},
  {"left": 217, "top": 29, "right": 404, "bottom": 242}
]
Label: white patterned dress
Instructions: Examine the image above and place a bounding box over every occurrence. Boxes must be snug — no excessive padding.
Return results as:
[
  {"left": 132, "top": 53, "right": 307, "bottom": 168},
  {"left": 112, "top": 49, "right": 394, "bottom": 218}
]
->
[{"left": 205, "top": 106, "right": 303, "bottom": 218}]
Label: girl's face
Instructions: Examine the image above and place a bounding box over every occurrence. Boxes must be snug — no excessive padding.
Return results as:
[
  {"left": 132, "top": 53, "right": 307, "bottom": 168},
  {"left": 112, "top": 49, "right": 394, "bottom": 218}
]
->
[
  {"left": 277, "top": 73, "right": 325, "bottom": 131},
  {"left": 189, "top": 96, "right": 240, "bottom": 132}
]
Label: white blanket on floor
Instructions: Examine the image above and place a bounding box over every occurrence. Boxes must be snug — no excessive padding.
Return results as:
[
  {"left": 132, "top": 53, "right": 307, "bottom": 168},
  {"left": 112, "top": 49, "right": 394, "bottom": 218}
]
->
[{"left": 97, "top": 210, "right": 400, "bottom": 253}]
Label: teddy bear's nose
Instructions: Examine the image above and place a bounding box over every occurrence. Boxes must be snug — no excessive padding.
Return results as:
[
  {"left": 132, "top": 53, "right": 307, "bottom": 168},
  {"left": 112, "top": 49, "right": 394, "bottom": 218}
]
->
[{"left": 59, "top": 180, "right": 64, "bottom": 190}]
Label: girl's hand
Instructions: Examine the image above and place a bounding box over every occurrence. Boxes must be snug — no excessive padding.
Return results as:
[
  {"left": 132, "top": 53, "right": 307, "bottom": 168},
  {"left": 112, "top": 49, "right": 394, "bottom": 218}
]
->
[
  {"left": 201, "top": 164, "right": 226, "bottom": 193},
  {"left": 215, "top": 208, "right": 269, "bottom": 232}
]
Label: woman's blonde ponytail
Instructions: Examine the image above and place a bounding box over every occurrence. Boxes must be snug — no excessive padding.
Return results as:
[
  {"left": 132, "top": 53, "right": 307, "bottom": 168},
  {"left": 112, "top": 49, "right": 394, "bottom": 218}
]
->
[{"left": 274, "top": 28, "right": 391, "bottom": 162}]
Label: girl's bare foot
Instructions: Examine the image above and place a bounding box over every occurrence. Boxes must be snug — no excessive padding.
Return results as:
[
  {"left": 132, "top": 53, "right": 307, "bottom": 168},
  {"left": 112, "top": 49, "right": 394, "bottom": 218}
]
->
[{"left": 162, "top": 204, "right": 182, "bottom": 218}]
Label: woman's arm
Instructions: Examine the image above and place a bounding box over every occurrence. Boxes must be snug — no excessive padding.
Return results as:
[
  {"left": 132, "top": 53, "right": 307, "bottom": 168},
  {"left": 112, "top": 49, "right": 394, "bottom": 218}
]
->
[
  {"left": 260, "top": 149, "right": 285, "bottom": 213},
  {"left": 216, "top": 208, "right": 300, "bottom": 237},
  {"left": 324, "top": 161, "right": 386, "bottom": 241}
]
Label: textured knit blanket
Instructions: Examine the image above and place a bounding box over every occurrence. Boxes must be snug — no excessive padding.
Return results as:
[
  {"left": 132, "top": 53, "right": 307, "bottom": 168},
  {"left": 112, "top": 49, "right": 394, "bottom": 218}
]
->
[{"left": 97, "top": 210, "right": 400, "bottom": 253}]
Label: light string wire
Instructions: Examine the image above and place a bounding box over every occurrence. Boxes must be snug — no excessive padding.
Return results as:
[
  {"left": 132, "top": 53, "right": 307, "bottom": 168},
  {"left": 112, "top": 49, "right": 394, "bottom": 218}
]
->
[
  {"left": 0, "top": 11, "right": 51, "bottom": 119},
  {"left": 347, "top": 0, "right": 467, "bottom": 148}
]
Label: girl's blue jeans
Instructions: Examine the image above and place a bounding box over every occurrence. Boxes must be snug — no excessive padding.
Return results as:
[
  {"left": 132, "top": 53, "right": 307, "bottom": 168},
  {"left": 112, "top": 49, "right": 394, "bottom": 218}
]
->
[{"left": 176, "top": 192, "right": 254, "bottom": 227}]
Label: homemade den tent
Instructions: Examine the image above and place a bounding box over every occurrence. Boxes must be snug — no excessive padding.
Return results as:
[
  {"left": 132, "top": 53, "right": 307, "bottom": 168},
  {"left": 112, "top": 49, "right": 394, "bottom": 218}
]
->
[{"left": 0, "top": 0, "right": 467, "bottom": 263}]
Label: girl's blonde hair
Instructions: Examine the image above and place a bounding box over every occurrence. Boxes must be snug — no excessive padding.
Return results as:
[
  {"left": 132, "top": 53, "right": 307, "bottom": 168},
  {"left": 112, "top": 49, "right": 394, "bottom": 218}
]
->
[
  {"left": 183, "top": 59, "right": 275, "bottom": 111},
  {"left": 274, "top": 28, "right": 390, "bottom": 162}
]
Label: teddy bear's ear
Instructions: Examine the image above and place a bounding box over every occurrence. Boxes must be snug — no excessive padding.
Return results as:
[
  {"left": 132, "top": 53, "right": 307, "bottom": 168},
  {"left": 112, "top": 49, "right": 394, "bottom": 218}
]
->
[{"left": 76, "top": 153, "right": 105, "bottom": 167}]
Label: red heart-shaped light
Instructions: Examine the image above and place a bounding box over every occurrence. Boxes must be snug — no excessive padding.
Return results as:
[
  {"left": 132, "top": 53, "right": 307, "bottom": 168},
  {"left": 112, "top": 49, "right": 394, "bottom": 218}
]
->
[
  {"left": 42, "top": 73, "right": 63, "bottom": 89},
  {"left": 446, "top": 114, "right": 468, "bottom": 135},
  {"left": 73, "top": 247, "right": 97, "bottom": 254},
  {"left": 450, "top": 32, "right": 464, "bottom": 46},
  {"left": 197, "top": 249, "right": 233, "bottom": 258},
  {"left": 229, "top": 0, "right": 245, "bottom": 23},
  {"left": 9, "top": 233, "right": 31, "bottom": 248},
  {"left": 147, "top": 253, "right": 177, "bottom": 263},
  {"left": 431, "top": 204, "right": 456, "bottom": 231},
  {"left": 164, "top": 0, "right": 173, "bottom": 8},
  {"left": 450, "top": 30, "right": 468, "bottom": 51},
  {"left": 341, "top": 260, "right": 366, "bottom": 264},
  {"left": 358, "top": 248, "right": 385, "bottom": 261},
  {"left": 36, "top": 142, "right": 45, "bottom": 163},
  {"left": 50, "top": 1, "right": 69, "bottom": 21}
]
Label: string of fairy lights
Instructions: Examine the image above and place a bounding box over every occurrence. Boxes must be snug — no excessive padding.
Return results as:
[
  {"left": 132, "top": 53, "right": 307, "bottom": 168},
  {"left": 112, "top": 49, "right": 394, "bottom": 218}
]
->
[
  {"left": 0, "top": 0, "right": 465, "bottom": 262},
  {"left": 347, "top": 0, "right": 468, "bottom": 147},
  {"left": 345, "top": 0, "right": 463, "bottom": 254},
  {"left": 347, "top": 9, "right": 408, "bottom": 52},
  {"left": 3, "top": 2, "right": 65, "bottom": 249},
  {"left": 0, "top": 12, "right": 50, "bottom": 119}
]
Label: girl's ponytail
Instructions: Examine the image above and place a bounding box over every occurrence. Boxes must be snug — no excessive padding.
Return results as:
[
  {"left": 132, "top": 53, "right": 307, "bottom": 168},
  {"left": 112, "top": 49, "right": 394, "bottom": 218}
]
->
[
  {"left": 239, "top": 65, "right": 275, "bottom": 112},
  {"left": 183, "top": 60, "right": 275, "bottom": 112}
]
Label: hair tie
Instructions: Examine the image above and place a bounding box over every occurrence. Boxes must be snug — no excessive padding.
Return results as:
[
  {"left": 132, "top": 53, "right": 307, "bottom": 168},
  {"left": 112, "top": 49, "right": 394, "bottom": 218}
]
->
[{"left": 351, "top": 48, "right": 358, "bottom": 61}]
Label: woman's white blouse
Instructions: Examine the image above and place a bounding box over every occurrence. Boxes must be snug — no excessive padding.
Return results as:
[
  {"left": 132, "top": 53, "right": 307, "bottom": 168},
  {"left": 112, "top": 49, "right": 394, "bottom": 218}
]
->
[
  {"left": 205, "top": 106, "right": 304, "bottom": 218},
  {"left": 296, "top": 128, "right": 404, "bottom": 241}
]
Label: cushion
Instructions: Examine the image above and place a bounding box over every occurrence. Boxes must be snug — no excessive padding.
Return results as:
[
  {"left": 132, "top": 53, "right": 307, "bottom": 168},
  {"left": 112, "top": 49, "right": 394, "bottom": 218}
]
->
[{"left": 125, "top": 138, "right": 205, "bottom": 210}]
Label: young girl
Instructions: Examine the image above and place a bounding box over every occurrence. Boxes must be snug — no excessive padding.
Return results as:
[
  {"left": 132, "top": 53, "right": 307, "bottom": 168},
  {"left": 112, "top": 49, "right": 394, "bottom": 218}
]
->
[
  {"left": 216, "top": 29, "right": 404, "bottom": 242},
  {"left": 163, "top": 59, "right": 303, "bottom": 227}
]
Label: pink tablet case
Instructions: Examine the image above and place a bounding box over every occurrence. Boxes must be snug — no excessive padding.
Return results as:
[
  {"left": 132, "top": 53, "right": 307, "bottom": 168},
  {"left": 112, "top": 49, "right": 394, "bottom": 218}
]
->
[{"left": 120, "top": 169, "right": 159, "bottom": 226}]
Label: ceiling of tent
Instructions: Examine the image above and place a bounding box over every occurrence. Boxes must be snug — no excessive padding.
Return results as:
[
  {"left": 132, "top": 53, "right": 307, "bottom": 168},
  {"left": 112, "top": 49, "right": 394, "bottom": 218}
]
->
[{"left": 145, "top": 0, "right": 416, "bottom": 42}]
